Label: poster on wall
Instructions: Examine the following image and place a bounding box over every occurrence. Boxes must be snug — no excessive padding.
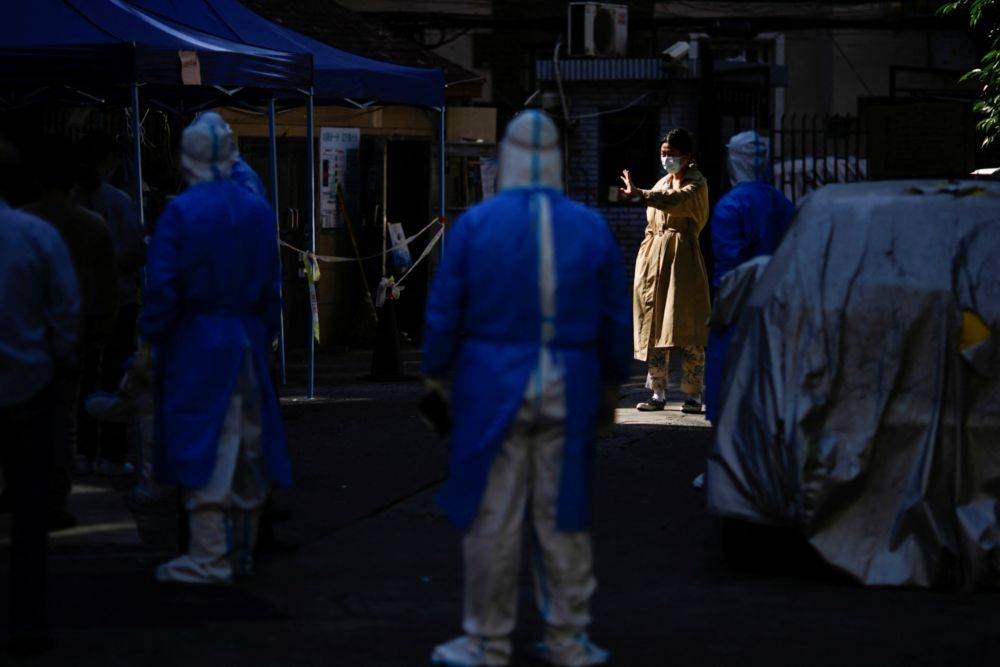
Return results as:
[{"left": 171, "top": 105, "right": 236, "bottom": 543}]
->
[
  {"left": 479, "top": 156, "right": 498, "bottom": 199},
  {"left": 319, "top": 127, "right": 360, "bottom": 230}
]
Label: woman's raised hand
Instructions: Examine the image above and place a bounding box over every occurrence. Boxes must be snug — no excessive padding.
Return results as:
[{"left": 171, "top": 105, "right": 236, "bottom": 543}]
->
[{"left": 619, "top": 169, "right": 633, "bottom": 197}]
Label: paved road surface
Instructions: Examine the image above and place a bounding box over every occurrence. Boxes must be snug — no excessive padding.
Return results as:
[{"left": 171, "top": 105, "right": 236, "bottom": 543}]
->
[{"left": 2, "top": 350, "right": 998, "bottom": 666}]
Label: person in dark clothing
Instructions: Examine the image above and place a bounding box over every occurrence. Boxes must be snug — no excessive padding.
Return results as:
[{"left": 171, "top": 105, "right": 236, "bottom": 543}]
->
[
  {"left": 0, "top": 136, "right": 81, "bottom": 655},
  {"left": 75, "top": 134, "right": 145, "bottom": 475},
  {"left": 24, "top": 142, "right": 118, "bottom": 529}
]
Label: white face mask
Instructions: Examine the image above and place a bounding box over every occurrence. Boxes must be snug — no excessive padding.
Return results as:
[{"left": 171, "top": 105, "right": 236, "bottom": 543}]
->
[{"left": 662, "top": 155, "right": 683, "bottom": 174}]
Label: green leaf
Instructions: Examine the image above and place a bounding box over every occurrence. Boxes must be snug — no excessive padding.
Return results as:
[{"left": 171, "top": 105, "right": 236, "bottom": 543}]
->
[
  {"left": 936, "top": 0, "right": 963, "bottom": 15},
  {"left": 940, "top": 1, "right": 1000, "bottom": 145}
]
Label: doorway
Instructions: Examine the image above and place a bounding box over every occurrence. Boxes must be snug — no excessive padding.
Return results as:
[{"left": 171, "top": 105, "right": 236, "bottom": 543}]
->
[{"left": 385, "top": 139, "right": 432, "bottom": 344}]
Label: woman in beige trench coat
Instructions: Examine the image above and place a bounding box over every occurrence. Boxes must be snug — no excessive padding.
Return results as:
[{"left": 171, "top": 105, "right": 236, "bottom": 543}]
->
[{"left": 619, "top": 128, "right": 710, "bottom": 413}]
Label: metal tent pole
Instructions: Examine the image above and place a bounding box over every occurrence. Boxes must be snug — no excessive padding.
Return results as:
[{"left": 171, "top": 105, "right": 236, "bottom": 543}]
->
[
  {"left": 306, "top": 90, "right": 316, "bottom": 399},
  {"left": 268, "top": 97, "right": 287, "bottom": 386},
  {"left": 382, "top": 139, "right": 388, "bottom": 278},
  {"left": 130, "top": 83, "right": 145, "bottom": 227},
  {"left": 439, "top": 107, "right": 446, "bottom": 247}
]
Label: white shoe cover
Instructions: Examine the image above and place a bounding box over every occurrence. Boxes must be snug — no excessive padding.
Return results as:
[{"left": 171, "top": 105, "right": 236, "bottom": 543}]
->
[
  {"left": 154, "top": 509, "right": 233, "bottom": 585},
  {"left": 430, "top": 635, "right": 511, "bottom": 666},
  {"left": 154, "top": 555, "right": 232, "bottom": 585}
]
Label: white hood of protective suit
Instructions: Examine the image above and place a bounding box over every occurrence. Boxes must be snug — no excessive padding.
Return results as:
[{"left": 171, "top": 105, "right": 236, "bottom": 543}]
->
[
  {"left": 497, "top": 110, "right": 563, "bottom": 192},
  {"left": 726, "top": 130, "right": 769, "bottom": 186},
  {"left": 181, "top": 112, "right": 238, "bottom": 185}
]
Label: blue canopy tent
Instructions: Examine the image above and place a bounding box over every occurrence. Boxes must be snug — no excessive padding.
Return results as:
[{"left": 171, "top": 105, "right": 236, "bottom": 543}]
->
[
  {"left": 1, "top": 0, "right": 310, "bottom": 91},
  {"left": 1, "top": 0, "right": 314, "bottom": 386},
  {"left": 130, "top": 0, "right": 448, "bottom": 396},
  {"left": 131, "top": 0, "right": 445, "bottom": 108},
  {"left": 1, "top": 0, "right": 312, "bottom": 220}
]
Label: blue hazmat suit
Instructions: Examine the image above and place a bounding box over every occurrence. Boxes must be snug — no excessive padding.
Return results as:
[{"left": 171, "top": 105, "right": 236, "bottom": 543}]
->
[
  {"left": 705, "top": 132, "right": 794, "bottom": 422},
  {"left": 232, "top": 159, "right": 267, "bottom": 199},
  {"left": 139, "top": 179, "right": 290, "bottom": 489},
  {"left": 422, "top": 158, "right": 632, "bottom": 532},
  {"left": 710, "top": 181, "right": 793, "bottom": 289}
]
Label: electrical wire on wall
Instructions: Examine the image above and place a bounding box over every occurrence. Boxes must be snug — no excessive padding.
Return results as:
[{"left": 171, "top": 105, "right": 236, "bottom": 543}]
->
[
  {"left": 832, "top": 35, "right": 873, "bottom": 94},
  {"left": 596, "top": 108, "right": 656, "bottom": 149},
  {"left": 571, "top": 92, "right": 653, "bottom": 121},
  {"left": 552, "top": 38, "right": 572, "bottom": 192}
]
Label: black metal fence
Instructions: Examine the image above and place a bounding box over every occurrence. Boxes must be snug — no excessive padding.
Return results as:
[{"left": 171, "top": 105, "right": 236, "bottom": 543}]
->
[{"left": 771, "top": 113, "right": 868, "bottom": 205}]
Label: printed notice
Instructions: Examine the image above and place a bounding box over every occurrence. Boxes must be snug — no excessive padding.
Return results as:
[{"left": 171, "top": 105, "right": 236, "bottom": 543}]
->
[{"left": 319, "top": 127, "right": 360, "bottom": 229}]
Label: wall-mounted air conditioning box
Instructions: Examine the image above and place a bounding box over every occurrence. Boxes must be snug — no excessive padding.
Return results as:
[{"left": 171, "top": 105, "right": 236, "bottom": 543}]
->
[{"left": 568, "top": 2, "right": 628, "bottom": 57}]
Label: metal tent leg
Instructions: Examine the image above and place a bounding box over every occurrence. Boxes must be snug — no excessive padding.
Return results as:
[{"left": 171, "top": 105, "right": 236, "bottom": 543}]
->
[
  {"left": 306, "top": 91, "right": 316, "bottom": 399},
  {"left": 131, "top": 83, "right": 145, "bottom": 228},
  {"left": 268, "top": 97, "right": 287, "bottom": 386}
]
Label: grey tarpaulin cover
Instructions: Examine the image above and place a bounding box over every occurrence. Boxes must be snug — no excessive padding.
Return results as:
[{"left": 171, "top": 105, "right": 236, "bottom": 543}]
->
[{"left": 706, "top": 179, "right": 1000, "bottom": 588}]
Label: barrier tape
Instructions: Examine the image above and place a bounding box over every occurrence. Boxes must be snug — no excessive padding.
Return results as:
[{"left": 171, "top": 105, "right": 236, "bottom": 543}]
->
[
  {"left": 373, "top": 226, "right": 445, "bottom": 307},
  {"left": 301, "top": 252, "right": 321, "bottom": 343},
  {"left": 279, "top": 217, "right": 441, "bottom": 264},
  {"left": 283, "top": 216, "right": 445, "bottom": 313},
  {"left": 396, "top": 227, "right": 444, "bottom": 288}
]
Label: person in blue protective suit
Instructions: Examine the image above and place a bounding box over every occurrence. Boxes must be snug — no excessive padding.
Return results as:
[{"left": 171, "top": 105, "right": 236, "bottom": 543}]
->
[
  {"left": 139, "top": 113, "right": 290, "bottom": 585},
  {"left": 180, "top": 112, "right": 267, "bottom": 199},
  {"left": 424, "top": 110, "right": 632, "bottom": 667},
  {"left": 704, "top": 130, "right": 794, "bottom": 424},
  {"left": 232, "top": 156, "right": 267, "bottom": 199}
]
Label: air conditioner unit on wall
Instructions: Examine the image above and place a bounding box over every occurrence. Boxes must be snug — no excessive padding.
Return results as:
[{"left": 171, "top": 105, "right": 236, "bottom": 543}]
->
[{"left": 568, "top": 3, "right": 628, "bottom": 57}]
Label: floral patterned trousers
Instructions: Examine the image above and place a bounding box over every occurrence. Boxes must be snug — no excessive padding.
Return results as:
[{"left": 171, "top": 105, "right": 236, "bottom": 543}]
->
[{"left": 645, "top": 346, "right": 705, "bottom": 398}]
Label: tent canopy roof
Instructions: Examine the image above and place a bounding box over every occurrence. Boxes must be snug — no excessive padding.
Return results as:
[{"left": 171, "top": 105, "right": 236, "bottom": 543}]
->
[
  {"left": 130, "top": 0, "right": 445, "bottom": 108},
  {"left": 1, "top": 0, "right": 311, "bottom": 90}
]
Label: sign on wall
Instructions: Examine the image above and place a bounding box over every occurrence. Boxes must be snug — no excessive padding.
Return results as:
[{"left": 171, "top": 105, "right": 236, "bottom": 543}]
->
[{"left": 319, "top": 127, "right": 360, "bottom": 229}]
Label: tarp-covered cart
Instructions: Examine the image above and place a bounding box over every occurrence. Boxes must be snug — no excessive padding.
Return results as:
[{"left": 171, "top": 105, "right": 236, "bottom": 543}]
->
[{"left": 707, "top": 180, "right": 1000, "bottom": 589}]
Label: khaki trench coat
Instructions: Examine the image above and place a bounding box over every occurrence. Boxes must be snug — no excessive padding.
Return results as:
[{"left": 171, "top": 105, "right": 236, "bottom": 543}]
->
[{"left": 632, "top": 168, "right": 711, "bottom": 360}]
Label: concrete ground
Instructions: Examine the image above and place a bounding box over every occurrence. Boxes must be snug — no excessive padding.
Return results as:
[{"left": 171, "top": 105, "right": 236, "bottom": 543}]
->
[{"left": 1, "top": 348, "right": 999, "bottom": 666}]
